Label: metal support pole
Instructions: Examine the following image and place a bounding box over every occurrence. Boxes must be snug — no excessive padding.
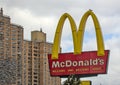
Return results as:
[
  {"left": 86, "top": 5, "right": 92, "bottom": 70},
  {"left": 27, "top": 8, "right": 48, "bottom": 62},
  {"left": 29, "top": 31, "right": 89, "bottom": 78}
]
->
[{"left": 63, "top": 75, "right": 81, "bottom": 85}]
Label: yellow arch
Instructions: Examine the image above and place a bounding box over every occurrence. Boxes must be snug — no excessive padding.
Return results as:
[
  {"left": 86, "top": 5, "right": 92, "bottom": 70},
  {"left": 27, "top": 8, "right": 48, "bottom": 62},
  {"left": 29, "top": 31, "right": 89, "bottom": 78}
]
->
[
  {"left": 52, "top": 10, "right": 105, "bottom": 59},
  {"left": 52, "top": 13, "right": 78, "bottom": 59},
  {"left": 77, "top": 10, "right": 105, "bottom": 56}
]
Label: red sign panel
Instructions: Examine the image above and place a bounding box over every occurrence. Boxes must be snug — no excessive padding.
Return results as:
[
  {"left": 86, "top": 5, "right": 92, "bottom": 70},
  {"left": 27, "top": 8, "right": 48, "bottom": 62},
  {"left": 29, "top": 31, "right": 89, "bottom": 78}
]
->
[{"left": 48, "top": 50, "right": 109, "bottom": 76}]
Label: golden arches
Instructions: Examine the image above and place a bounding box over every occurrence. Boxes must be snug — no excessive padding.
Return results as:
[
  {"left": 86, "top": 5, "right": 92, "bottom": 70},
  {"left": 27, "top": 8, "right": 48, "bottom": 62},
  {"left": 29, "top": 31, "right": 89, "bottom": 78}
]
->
[
  {"left": 77, "top": 10, "right": 105, "bottom": 56},
  {"left": 52, "top": 10, "right": 105, "bottom": 59},
  {"left": 52, "top": 13, "right": 78, "bottom": 59}
]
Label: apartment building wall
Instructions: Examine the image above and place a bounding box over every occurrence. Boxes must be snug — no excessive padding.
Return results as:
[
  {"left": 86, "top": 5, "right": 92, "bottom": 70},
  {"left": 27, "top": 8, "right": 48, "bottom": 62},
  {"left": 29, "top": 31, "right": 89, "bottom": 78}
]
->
[
  {"left": 0, "top": 8, "right": 23, "bottom": 85},
  {"left": 11, "top": 24, "right": 23, "bottom": 85},
  {"left": 0, "top": 8, "right": 11, "bottom": 59},
  {"left": 23, "top": 30, "right": 61, "bottom": 85}
]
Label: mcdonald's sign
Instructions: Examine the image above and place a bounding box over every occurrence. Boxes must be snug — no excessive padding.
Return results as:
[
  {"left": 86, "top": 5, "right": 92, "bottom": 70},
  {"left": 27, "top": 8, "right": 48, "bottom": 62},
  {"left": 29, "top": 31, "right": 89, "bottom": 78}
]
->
[{"left": 48, "top": 10, "right": 110, "bottom": 77}]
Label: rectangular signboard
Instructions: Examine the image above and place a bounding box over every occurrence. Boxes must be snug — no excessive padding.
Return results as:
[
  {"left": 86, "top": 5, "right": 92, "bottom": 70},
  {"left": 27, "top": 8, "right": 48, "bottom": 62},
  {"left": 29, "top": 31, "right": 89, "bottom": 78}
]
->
[
  {"left": 48, "top": 50, "right": 109, "bottom": 77},
  {"left": 81, "top": 81, "right": 91, "bottom": 85}
]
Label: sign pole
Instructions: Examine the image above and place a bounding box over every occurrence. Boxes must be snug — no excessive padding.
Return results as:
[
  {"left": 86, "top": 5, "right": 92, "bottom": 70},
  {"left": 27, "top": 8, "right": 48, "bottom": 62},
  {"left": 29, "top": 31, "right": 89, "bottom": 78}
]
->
[{"left": 63, "top": 75, "right": 81, "bottom": 85}]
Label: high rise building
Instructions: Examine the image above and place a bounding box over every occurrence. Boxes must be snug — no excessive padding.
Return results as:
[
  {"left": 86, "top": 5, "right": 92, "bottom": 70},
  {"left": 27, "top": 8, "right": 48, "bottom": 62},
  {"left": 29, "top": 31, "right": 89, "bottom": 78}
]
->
[
  {"left": 0, "top": 8, "right": 61, "bottom": 85},
  {"left": 0, "top": 8, "right": 23, "bottom": 85},
  {"left": 23, "top": 30, "right": 61, "bottom": 85}
]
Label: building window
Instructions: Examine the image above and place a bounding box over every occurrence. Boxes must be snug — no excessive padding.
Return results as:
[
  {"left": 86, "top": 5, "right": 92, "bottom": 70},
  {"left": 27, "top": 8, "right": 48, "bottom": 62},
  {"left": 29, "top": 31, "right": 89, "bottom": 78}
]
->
[
  {"left": 12, "top": 38, "right": 16, "bottom": 40},
  {"left": 0, "top": 22, "right": 4, "bottom": 25},
  {"left": 34, "top": 76, "right": 37, "bottom": 79},
  {"left": 0, "top": 27, "right": 3, "bottom": 30},
  {"left": 34, "top": 80, "right": 37, "bottom": 82},
  {"left": 0, "top": 34, "right": 3, "bottom": 40},
  {"left": 34, "top": 54, "right": 37, "bottom": 56}
]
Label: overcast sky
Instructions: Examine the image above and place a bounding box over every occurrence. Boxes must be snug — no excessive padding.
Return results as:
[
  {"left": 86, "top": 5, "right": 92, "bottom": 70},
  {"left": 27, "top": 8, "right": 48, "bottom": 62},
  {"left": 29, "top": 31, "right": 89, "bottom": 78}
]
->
[{"left": 0, "top": 0, "right": 120, "bottom": 85}]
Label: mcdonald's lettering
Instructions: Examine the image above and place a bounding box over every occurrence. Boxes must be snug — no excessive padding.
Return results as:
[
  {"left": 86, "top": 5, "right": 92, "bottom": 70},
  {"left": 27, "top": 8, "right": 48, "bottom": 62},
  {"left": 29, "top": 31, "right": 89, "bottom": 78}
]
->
[
  {"left": 52, "top": 58, "right": 104, "bottom": 68},
  {"left": 48, "top": 10, "right": 110, "bottom": 77}
]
